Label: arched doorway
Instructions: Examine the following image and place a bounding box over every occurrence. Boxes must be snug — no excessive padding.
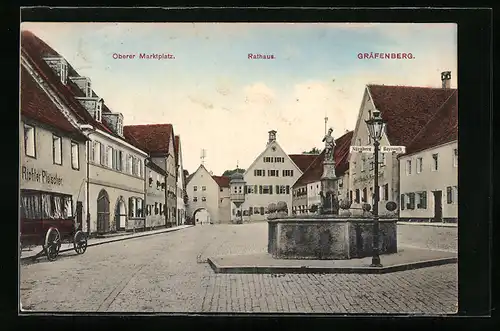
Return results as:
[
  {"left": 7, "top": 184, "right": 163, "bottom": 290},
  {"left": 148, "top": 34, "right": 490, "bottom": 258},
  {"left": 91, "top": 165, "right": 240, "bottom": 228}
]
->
[
  {"left": 97, "top": 189, "right": 110, "bottom": 233},
  {"left": 114, "top": 197, "right": 127, "bottom": 231},
  {"left": 193, "top": 208, "right": 211, "bottom": 225}
]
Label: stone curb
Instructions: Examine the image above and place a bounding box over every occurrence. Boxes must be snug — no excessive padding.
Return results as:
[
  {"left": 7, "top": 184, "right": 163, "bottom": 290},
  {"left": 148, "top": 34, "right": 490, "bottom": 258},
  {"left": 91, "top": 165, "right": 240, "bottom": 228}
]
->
[
  {"left": 21, "top": 225, "right": 194, "bottom": 263},
  {"left": 397, "top": 222, "right": 457, "bottom": 228},
  {"left": 207, "top": 256, "right": 457, "bottom": 274}
]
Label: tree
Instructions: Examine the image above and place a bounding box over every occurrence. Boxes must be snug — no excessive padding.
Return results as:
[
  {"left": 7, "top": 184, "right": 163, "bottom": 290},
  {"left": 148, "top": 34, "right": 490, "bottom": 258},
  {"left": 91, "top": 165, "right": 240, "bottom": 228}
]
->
[
  {"left": 222, "top": 168, "right": 246, "bottom": 177},
  {"left": 302, "top": 147, "right": 321, "bottom": 155}
]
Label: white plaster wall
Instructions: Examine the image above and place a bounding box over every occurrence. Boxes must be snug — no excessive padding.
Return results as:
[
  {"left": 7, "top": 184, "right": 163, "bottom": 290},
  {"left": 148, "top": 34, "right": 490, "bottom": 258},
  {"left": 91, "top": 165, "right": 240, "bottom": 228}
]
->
[{"left": 186, "top": 165, "right": 220, "bottom": 223}]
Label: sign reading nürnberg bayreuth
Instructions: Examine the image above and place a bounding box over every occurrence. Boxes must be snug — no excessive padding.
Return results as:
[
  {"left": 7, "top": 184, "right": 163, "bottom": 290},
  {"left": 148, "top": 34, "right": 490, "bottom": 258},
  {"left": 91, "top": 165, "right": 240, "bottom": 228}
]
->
[{"left": 21, "top": 166, "right": 63, "bottom": 186}]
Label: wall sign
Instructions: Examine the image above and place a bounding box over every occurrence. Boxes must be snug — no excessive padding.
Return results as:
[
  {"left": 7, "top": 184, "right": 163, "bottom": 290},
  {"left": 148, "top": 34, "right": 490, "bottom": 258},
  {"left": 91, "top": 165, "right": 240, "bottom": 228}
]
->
[{"left": 21, "top": 166, "right": 63, "bottom": 186}]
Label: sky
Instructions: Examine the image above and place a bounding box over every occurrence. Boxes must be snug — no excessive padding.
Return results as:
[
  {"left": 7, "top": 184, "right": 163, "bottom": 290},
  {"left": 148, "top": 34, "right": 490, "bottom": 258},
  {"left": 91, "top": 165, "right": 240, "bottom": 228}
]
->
[{"left": 20, "top": 22, "right": 457, "bottom": 176}]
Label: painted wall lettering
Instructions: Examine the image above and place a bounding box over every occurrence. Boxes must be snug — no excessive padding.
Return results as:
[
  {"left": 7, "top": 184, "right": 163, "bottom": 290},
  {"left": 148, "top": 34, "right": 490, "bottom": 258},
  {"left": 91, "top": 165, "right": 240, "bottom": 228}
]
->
[{"left": 21, "top": 166, "right": 63, "bottom": 186}]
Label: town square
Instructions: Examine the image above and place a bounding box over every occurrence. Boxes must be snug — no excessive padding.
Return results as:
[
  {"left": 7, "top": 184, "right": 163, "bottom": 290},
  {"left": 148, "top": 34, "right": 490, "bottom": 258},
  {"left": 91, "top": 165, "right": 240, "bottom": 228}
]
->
[{"left": 19, "top": 22, "right": 458, "bottom": 314}]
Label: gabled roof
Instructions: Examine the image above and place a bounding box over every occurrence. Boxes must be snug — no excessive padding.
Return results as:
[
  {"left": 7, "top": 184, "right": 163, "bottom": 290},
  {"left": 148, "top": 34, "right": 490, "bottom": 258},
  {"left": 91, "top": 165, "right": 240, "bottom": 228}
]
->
[
  {"left": 20, "top": 65, "right": 86, "bottom": 141},
  {"left": 367, "top": 85, "right": 457, "bottom": 147},
  {"left": 288, "top": 154, "right": 318, "bottom": 173},
  {"left": 20, "top": 31, "right": 119, "bottom": 138},
  {"left": 293, "top": 130, "right": 354, "bottom": 188},
  {"left": 145, "top": 158, "right": 167, "bottom": 176},
  {"left": 212, "top": 175, "right": 230, "bottom": 188},
  {"left": 403, "top": 90, "right": 458, "bottom": 155},
  {"left": 123, "top": 124, "right": 174, "bottom": 154}
]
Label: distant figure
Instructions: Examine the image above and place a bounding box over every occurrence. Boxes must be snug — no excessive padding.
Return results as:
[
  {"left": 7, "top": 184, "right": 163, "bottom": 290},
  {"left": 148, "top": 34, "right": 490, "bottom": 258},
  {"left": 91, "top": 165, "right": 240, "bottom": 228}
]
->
[{"left": 322, "top": 127, "right": 336, "bottom": 161}]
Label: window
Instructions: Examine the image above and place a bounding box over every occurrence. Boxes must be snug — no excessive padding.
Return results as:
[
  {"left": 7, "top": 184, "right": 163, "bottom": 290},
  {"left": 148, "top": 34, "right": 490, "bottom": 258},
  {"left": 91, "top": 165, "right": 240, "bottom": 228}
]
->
[
  {"left": 86, "top": 81, "right": 92, "bottom": 97},
  {"left": 283, "top": 170, "right": 294, "bottom": 177},
  {"left": 129, "top": 197, "right": 137, "bottom": 218},
  {"left": 119, "top": 151, "right": 125, "bottom": 171},
  {"left": 202, "top": 186, "right": 206, "bottom": 191},
  {"left": 96, "top": 100, "right": 102, "bottom": 122},
  {"left": 362, "top": 188, "right": 367, "bottom": 202},
  {"left": 100, "top": 143, "right": 105, "bottom": 166},
  {"left": 369, "top": 161, "right": 374, "bottom": 171},
  {"left": 432, "top": 154, "right": 439, "bottom": 171},
  {"left": 202, "top": 197, "right": 207, "bottom": 201},
  {"left": 254, "top": 169, "right": 265, "bottom": 176},
  {"left": 408, "top": 193, "right": 416, "bottom": 210},
  {"left": 380, "top": 153, "right": 386, "bottom": 166},
  {"left": 154, "top": 202, "right": 159, "bottom": 215},
  {"left": 446, "top": 186, "right": 454, "bottom": 204},
  {"left": 339, "top": 178, "right": 343, "bottom": 188},
  {"left": 417, "top": 191, "right": 427, "bottom": 209},
  {"left": 264, "top": 157, "right": 272, "bottom": 163},
  {"left": 268, "top": 170, "right": 279, "bottom": 177},
  {"left": 355, "top": 189, "right": 360, "bottom": 203},
  {"left": 159, "top": 203, "right": 163, "bottom": 215},
  {"left": 406, "top": 159, "right": 412, "bottom": 175},
  {"left": 71, "top": 141, "right": 79, "bottom": 170},
  {"left": 107, "top": 146, "right": 113, "bottom": 168},
  {"left": 260, "top": 207, "right": 265, "bottom": 215},
  {"left": 93, "top": 141, "right": 101, "bottom": 164},
  {"left": 416, "top": 157, "right": 423, "bottom": 174},
  {"left": 24, "top": 124, "right": 36, "bottom": 157},
  {"left": 400, "top": 194, "right": 405, "bottom": 210},
  {"left": 156, "top": 174, "right": 161, "bottom": 189},
  {"left": 137, "top": 159, "right": 143, "bottom": 178},
  {"left": 194, "top": 186, "right": 198, "bottom": 191},
  {"left": 127, "top": 155, "right": 133, "bottom": 174},
  {"left": 262, "top": 185, "right": 272, "bottom": 194},
  {"left": 193, "top": 197, "right": 198, "bottom": 202},
  {"left": 52, "top": 135, "right": 62, "bottom": 165},
  {"left": 384, "top": 183, "right": 389, "bottom": 201},
  {"left": 453, "top": 149, "right": 458, "bottom": 167}
]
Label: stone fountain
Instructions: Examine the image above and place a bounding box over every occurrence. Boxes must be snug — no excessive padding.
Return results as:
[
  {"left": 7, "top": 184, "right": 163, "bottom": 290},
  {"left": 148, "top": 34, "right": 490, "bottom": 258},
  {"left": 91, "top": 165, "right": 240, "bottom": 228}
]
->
[{"left": 267, "top": 129, "right": 398, "bottom": 260}]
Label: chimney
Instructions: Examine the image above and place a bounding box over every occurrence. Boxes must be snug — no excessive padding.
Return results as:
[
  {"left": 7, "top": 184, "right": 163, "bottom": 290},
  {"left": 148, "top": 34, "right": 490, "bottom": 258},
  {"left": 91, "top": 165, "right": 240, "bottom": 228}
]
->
[
  {"left": 441, "top": 71, "right": 451, "bottom": 89},
  {"left": 268, "top": 130, "right": 277, "bottom": 144}
]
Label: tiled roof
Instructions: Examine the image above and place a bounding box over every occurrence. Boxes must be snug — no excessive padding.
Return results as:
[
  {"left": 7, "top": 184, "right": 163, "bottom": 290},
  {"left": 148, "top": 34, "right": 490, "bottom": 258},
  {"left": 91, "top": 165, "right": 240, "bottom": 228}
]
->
[
  {"left": 123, "top": 124, "right": 174, "bottom": 154},
  {"left": 174, "top": 135, "right": 180, "bottom": 167},
  {"left": 404, "top": 90, "right": 458, "bottom": 155},
  {"left": 293, "top": 131, "right": 354, "bottom": 188},
  {"left": 20, "top": 31, "right": 118, "bottom": 137},
  {"left": 212, "top": 175, "right": 230, "bottom": 188},
  {"left": 367, "top": 85, "right": 457, "bottom": 147},
  {"left": 20, "top": 66, "right": 86, "bottom": 140},
  {"left": 288, "top": 154, "right": 318, "bottom": 173}
]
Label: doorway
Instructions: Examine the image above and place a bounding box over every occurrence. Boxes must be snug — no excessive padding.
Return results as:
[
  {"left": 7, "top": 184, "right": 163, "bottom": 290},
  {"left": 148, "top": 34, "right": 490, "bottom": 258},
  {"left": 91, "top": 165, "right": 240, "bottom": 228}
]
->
[
  {"left": 97, "top": 189, "right": 110, "bottom": 233},
  {"left": 433, "top": 190, "right": 443, "bottom": 222},
  {"left": 114, "top": 198, "right": 127, "bottom": 231}
]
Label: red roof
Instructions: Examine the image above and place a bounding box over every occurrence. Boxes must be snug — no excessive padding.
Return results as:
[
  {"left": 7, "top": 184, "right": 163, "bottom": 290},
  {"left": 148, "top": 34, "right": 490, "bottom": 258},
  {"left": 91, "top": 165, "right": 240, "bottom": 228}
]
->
[
  {"left": 293, "top": 131, "right": 354, "bottom": 188},
  {"left": 21, "top": 66, "right": 86, "bottom": 140},
  {"left": 20, "top": 30, "right": 118, "bottom": 137},
  {"left": 368, "top": 85, "right": 457, "bottom": 147},
  {"left": 123, "top": 124, "right": 174, "bottom": 154},
  {"left": 288, "top": 154, "right": 317, "bottom": 173},
  {"left": 212, "top": 175, "right": 230, "bottom": 188},
  {"left": 404, "top": 90, "right": 458, "bottom": 155}
]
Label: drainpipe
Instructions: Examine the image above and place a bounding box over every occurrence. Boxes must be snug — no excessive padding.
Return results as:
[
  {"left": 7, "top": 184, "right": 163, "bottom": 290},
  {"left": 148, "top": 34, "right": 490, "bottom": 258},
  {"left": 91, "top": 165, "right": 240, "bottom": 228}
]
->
[
  {"left": 144, "top": 157, "right": 147, "bottom": 232},
  {"left": 80, "top": 124, "right": 94, "bottom": 237}
]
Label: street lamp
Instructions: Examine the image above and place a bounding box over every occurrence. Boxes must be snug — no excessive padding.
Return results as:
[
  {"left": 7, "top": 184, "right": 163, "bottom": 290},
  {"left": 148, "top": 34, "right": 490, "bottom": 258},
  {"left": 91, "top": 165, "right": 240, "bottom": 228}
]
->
[{"left": 365, "top": 109, "right": 387, "bottom": 267}]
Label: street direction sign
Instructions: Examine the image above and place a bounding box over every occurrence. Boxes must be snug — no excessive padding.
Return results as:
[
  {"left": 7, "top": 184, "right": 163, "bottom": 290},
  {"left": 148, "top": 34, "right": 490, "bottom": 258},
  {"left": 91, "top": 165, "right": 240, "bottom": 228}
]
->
[
  {"left": 350, "top": 146, "right": 374, "bottom": 153},
  {"left": 381, "top": 146, "right": 406, "bottom": 153}
]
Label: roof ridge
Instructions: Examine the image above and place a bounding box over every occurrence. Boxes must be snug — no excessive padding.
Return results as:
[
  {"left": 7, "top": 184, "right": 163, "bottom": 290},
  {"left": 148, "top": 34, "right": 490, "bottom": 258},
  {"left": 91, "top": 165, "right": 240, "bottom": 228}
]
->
[
  {"left": 124, "top": 123, "right": 172, "bottom": 127},
  {"left": 405, "top": 89, "right": 457, "bottom": 151},
  {"left": 368, "top": 84, "right": 457, "bottom": 91}
]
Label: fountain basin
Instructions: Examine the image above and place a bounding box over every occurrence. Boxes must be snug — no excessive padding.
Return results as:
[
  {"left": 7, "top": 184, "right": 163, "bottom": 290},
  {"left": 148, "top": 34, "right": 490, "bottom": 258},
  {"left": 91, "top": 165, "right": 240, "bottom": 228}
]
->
[{"left": 268, "top": 216, "right": 397, "bottom": 260}]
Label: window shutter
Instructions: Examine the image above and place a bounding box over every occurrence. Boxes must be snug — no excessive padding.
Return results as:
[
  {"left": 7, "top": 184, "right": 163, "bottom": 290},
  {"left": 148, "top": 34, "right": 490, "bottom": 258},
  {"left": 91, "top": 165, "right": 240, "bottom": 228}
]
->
[
  {"left": 249, "top": 208, "right": 253, "bottom": 215},
  {"left": 128, "top": 198, "right": 133, "bottom": 217},
  {"left": 100, "top": 144, "right": 105, "bottom": 165},
  {"left": 400, "top": 194, "right": 405, "bottom": 210},
  {"left": 286, "top": 185, "right": 290, "bottom": 194},
  {"left": 260, "top": 207, "right": 265, "bottom": 215},
  {"left": 422, "top": 191, "right": 427, "bottom": 208},
  {"left": 89, "top": 142, "right": 94, "bottom": 162},
  {"left": 269, "top": 185, "right": 273, "bottom": 194},
  {"left": 259, "top": 185, "right": 262, "bottom": 194},
  {"left": 447, "top": 187, "right": 452, "bottom": 204},
  {"left": 276, "top": 185, "right": 279, "bottom": 194}
]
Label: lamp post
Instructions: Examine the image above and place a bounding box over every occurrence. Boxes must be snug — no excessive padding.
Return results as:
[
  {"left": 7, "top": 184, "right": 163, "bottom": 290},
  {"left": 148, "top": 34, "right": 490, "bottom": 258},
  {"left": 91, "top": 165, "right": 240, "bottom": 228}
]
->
[{"left": 365, "top": 109, "right": 387, "bottom": 267}]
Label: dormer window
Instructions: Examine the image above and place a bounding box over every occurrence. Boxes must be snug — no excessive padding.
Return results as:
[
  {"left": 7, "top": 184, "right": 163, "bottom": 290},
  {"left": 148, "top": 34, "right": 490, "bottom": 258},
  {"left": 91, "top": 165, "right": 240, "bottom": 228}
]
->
[
  {"left": 117, "top": 116, "right": 123, "bottom": 136},
  {"left": 96, "top": 100, "right": 102, "bottom": 122},
  {"left": 86, "top": 80, "right": 92, "bottom": 97},
  {"left": 60, "top": 61, "right": 68, "bottom": 85}
]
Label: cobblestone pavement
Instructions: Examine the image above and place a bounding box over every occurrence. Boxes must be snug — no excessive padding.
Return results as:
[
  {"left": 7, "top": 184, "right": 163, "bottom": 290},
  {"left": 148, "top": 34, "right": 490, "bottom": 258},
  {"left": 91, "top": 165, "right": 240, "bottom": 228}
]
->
[{"left": 20, "top": 223, "right": 458, "bottom": 314}]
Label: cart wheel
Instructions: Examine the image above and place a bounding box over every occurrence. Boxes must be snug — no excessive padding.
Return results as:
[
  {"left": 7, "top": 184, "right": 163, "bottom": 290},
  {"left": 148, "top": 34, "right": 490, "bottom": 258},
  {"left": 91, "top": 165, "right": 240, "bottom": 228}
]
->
[
  {"left": 73, "top": 230, "right": 87, "bottom": 255},
  {"left": 44, "top": 228, "right": 61, "bottom": 261}
]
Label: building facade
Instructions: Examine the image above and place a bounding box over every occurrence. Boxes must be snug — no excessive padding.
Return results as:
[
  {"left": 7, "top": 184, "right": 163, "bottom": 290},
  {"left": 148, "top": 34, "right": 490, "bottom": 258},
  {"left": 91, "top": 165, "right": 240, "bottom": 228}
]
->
[
  {"left": 348, "top": 76, "right": 456, "bottom": 216},
  {"left": 398, "top": 88, "right": 458, "bottom": 222},
  {"left": 20, "top": 64, "right": 88, "bottom": 237},
  {"left": 212, "top": 176, "right": 231, "bottom": 224},
  {"left": 235, "top": 130, "right": 309, "bottom": 222},
  {"left": 174, "top": 136, "right": 187, "bottom": 226},
  {"left": 123, "top": 124, "right": 178, "bottom": 228},
  {"left": 145, "top": 158, "right": 167, "bottom": 228},
  {"left": 21, "top": 30, "right": 150, "bottom": 236},
  {"left": 186, "top": 164, "right": 222, "bottom": 224}
]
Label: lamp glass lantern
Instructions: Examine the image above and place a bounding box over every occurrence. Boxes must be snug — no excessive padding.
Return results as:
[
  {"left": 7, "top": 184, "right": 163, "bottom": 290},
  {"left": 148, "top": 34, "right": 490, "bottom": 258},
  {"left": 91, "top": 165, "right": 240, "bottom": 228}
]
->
[{"left": 365, "top": 110, "right": 386, "bottom": 142}]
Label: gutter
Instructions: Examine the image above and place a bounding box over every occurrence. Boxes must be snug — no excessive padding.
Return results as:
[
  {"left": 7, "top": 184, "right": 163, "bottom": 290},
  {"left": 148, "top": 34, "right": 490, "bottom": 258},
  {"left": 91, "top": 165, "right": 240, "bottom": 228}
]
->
[{"left": 80, "top": 125, "right": 95, "bottom": 236}]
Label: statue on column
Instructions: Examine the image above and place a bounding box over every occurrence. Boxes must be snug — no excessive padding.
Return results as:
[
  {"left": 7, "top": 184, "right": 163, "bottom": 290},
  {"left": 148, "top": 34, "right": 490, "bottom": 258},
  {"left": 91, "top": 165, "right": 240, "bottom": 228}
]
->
[{"left": 322, "top": 127, "right": 336, "bottom": 162}]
